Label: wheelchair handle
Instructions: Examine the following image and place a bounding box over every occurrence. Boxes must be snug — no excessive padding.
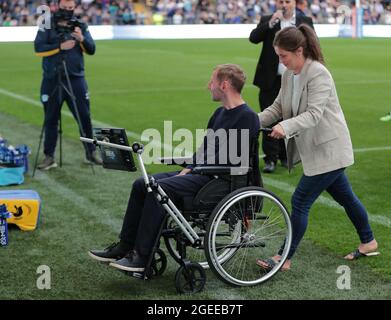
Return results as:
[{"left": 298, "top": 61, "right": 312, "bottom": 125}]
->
[
  {"left": 260, "top": 127, "right": 273, "bottom": 134},
  {"left": 81, "top": 137, "right": 146, "bottom": 156},
  {"left": 132, "top": 142, "right": 144, "bottom": 154}
]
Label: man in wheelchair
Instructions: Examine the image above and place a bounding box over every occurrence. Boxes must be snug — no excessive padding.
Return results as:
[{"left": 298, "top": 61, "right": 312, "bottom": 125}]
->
[{"left": 88, "top": 64, "right": 260, "bottom": 273}]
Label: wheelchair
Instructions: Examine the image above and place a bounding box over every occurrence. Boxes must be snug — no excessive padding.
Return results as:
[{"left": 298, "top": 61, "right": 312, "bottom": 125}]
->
[{"left": 81, "top": 128, "right": 292, "bottom": 294}]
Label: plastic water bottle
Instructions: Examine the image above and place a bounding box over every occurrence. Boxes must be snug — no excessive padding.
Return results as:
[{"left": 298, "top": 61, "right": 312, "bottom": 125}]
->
[
  {"left": 5, "top": 146, "right": 15, "bottom": 165},
  {"left": 0, "top": 147, "right": 6, "bottom": 163},
  {"left": 0, "top": 204, "right": 11, "bottom": 247},
  {"left": 16, "top": 145, "right": 30, "bottom": 173},
  {"left": 0, "top": 137, "right": 7, "bottom": 164},
  {"left": 13, "top": 150, "right": 23, "bottom": 167},
  {"left": 0, "top": 137, "right": 6, "bottom": 148}
]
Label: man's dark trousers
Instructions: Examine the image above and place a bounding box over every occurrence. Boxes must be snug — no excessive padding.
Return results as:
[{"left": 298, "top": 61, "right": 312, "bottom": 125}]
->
[
  {"left": 259, "top": 76, "right": 286, "bottom": 164},
  {"left": 40, "top": 76, "right": 94, "bottom": 158},
  {"left": 119, "top": 171, "right": 212, "bottom": 256}
]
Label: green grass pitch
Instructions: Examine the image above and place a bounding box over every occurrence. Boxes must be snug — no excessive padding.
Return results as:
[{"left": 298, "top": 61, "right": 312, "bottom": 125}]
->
[{"left": 0, "top": 38, "right": 390, "bottom": 299}]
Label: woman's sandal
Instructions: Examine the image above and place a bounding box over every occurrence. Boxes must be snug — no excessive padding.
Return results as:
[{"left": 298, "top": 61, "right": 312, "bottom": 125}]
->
[
  {"left": 344, "top": 248, "right": 380, "bottom": 261},
  {"left": 256, "top": 257, "right": 290, "bottom": 271}
]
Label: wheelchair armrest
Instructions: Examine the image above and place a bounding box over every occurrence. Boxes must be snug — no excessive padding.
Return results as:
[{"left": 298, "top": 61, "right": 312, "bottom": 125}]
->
[
  {"left": 191, "top": 166, "right": 251, "bottom": 176},
  {"left": 158, "top": 156, "right": 193, "bottom": 167}
]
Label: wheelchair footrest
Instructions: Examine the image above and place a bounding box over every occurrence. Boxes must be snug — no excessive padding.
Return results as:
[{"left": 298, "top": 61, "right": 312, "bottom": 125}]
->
[{"left": 122, "top": 270, "right": 150, "bottom": 280}]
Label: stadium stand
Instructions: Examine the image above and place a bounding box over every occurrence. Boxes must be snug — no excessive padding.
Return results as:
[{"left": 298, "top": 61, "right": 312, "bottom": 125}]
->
[{"left": 1, "top": 0, "right": 390, "bottom": 26}]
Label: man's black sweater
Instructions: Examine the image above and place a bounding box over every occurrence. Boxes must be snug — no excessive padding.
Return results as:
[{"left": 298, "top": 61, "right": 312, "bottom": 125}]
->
[{"left": 188, "top": 103, "right": 260, "bottom": 172}]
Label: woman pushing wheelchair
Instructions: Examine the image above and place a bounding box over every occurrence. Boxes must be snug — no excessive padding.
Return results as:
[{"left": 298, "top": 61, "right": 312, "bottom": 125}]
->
[{"left": 257, "top": 24, "right": 379, "bottom": 271}]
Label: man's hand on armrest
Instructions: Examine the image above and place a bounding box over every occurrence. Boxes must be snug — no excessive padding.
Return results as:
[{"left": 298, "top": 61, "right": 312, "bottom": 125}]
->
[
  {"left": 177, "top": 168, "right": 192, "bottom": 176},
  {"left": 159, "top": 156, "right": 193, "bottom": 167}
]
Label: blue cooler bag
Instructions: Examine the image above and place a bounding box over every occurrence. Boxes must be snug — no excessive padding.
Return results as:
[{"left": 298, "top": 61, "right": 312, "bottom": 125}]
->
[
  {"left": 0, "top": 142, "right": 29, "bottom": 186},
  {"left": 0, "top": 166, "right": 25, "bottom": 186}
]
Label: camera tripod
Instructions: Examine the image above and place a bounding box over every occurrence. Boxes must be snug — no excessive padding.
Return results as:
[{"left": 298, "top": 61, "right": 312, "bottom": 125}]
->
[{"left": 32, "top": 52, "right": 94, "bottom": 177}]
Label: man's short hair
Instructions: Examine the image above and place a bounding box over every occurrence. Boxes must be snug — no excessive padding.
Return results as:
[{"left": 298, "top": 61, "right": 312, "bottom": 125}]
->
[{"left": 214, "top": 64, "right": 246, "bottom": 93}]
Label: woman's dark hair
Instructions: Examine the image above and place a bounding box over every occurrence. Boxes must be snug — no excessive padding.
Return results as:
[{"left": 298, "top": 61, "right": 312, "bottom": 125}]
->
[{"left": 273, "top": 24, "right": 325, "bottom": 64}]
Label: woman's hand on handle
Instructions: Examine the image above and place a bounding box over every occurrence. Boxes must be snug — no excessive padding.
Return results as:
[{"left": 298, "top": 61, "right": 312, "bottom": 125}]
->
[{"left": 270, "top": 124, "right": 286, "bottom": 139}]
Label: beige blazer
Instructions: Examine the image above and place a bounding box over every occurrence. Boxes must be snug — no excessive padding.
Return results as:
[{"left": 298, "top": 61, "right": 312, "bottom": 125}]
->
[{"left": 259, "top": 59, "right": 354, "bottom": 176}]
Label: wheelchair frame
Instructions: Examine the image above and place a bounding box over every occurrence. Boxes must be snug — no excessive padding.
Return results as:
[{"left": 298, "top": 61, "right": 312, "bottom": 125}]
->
[{"left": 81, "top": 134, "right": 292, "bottom": 294}]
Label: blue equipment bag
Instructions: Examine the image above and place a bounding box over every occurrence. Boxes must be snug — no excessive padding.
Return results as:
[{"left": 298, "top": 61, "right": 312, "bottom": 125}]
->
[
  {"left": 0, "top": 137, "right": 30, "bottom": 186},
  {"left": 0, "top": 166, "right": 25, "bottom": 186}
]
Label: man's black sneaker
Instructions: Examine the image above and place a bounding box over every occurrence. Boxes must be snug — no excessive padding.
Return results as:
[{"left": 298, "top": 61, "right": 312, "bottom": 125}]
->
[
  {"left": 109, "top": 250, "right": 148, "bottom": 272},
  {"left": 88, "top": 242, "right": 129, "bottom": 262}
]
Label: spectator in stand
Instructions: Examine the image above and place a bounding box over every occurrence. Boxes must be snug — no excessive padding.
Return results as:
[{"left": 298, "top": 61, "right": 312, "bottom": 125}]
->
[
  {"left": 152, "top": 10, "right": 164, "bottom": 25},
  {"left": 1, "top": 0, "right": 390, "bottom": 26},
  {"left": 173, "top": 9, "right": 184, "bottom": 24},
  {"left": 296, "top": 0, "right": 308, "bottom": 17}
]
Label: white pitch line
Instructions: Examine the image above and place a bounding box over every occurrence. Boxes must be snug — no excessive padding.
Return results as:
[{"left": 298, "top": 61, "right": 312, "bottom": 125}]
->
[
  {"left": 353, "top": 146, "right": 391, "bottom": 152},
  {"left": 336, "top": 79, "right": 391, "bottom": 85},
  {"left": 0, "top": 88, "right": 42, "bottom": 107},
  {"left": 2, "top": 87, "right": 391, "bottom": 155},
  {"left": 1, "top": 87, "right": 390, "bottom": 228},
  {"left": 0, "top": 87, "right": 174, "bottom": 152},
  {"left": 34, "top": 172, "right": 123, "bottom": 232}
]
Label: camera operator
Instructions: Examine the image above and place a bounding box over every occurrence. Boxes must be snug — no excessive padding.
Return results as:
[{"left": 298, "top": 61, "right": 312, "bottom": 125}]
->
[{"left": 34, "top": 0, "right": 102, "bottom": 170}]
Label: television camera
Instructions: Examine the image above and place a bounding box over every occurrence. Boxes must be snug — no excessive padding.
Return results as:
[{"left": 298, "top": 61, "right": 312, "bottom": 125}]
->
[{"left": 53, "top": 8, "right": 85, "bottom": 40}]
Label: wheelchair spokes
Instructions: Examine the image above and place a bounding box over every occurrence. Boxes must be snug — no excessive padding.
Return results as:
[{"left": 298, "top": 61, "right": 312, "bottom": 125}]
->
[
  {"left": 175, "top": 263, "right": 206, "bottom": 294},
  {"left": 150, "top": 248, "right": 167, "bottom": 277},
  {"left": 205, "top": 187, "right": 292, "bottom": 286}
]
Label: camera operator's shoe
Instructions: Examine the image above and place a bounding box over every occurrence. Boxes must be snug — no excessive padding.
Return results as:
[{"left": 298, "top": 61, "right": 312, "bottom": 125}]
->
[
  {"left": 263, "top": 161, "right": 276, "bottom": 173},
  {"left": 88, "top": 242, "right": 131, "bottom": 262},
  {"left": 84, "top": 150, "right": 103, "bottom": 165},
  {"left": 109, "top": 250, "right": 148, "bottom": 272},
  {"left": 37, "top": 155, "right": 57, "bottom": 171}
]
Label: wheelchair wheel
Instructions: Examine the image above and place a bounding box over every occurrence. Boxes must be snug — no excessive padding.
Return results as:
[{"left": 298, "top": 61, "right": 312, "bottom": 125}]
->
[
  {"left": 175, "top": 263, "right": 206, "bottom": 294},
  {"left": 164, "top": 216, "right": 209, "bottom": 268},
  {"left": 205, "top": 187, "right": 292, "bottom": 286},
  {"left": 151, "top": 248, "right": 167, "bottom": 277},
  {"left": 143, "top": 248, "right": 167, "bottom": 278}
]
